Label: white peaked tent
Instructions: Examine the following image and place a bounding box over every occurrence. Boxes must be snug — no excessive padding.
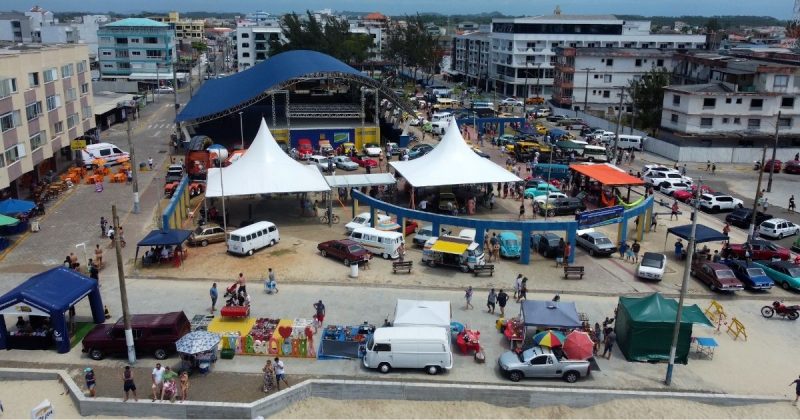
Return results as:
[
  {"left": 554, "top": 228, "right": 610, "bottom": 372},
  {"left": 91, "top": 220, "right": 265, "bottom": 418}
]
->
[
  {"left": 389, "top": 117, "right": 521, "bottom": 187},
  {"left": 392, "top": 299, "right": 451, "bottom": 328},
  {"left": 205, "top": 118, "right": 330, "bottom": 197}
]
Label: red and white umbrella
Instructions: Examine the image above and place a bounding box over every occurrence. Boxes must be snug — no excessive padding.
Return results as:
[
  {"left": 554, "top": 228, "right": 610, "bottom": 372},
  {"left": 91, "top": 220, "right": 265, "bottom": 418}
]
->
[{"left": 563, "top": 330, "right": 595, "bottom": 360}]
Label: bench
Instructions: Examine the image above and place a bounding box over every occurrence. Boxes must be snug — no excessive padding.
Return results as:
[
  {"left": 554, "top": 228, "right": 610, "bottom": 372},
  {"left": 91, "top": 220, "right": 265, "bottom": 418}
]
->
[
  {"left": 392, "top": 260, "right": 413, "bottom": 274},
  {"left": 563, "top": 266, "right": 585, "bottom": 279},
  {"left": 220, "top": 305, "right": 250, "bottom": 319},
  {"left": 472, "top": 264, "right": 495, "bottom": 277}
]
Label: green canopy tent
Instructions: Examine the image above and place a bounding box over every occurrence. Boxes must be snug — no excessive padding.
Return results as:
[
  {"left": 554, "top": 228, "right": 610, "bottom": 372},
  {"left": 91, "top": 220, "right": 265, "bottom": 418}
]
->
[
  {"left": 0, "top": 214, "right": 19, "bottom": 227},
  {"left": 615, "top": 293, "right": 713, "bottom": 364}
]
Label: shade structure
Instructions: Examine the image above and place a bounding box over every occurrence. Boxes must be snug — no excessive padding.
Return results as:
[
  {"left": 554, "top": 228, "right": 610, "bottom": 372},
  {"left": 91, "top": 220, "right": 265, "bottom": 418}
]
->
[
  {"left": 532, "top": 330, "right": 565, "bottom": 348},
  {"left": 389, "top": 117, "right": 521, "bottom": 188},
  {"left": 0, "top": 214, "right": 19, "bottom": 227},
  {"left": 667, "top": 224, "right": 728, "bottom": 243},
  {"left": 563, "top": 330, "right": 595, "bottom": 360},
  {"left": 520, "top": 300, "right": 583, "bottom": 329},
  {"left": 176, "top": 330, "right": 221, "bottom": 355},
  {"left": 0, "top": 198, "right": 35, "bottom": 215},
  {"left": 569, "top": 163, "right": 645, "bottom": 186},
  {"left": 205, "top": 118, "right": 330, "bottom": 197},
  {"left": 392, "top": 299, "right": 451, "bottom": 329},
  {"left": 136, "top": 229, "right": 192, "bottom": 247}
]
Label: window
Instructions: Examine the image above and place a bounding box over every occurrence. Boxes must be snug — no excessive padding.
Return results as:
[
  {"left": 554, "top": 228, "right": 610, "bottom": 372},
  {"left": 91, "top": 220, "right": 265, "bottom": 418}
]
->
[
  {"left": 602, "top": 90, "right": 610, "bottom": 98},
  {"left": 46, "top": 94, "right": 61, "bottom": 111},
  {"left": 146, "top": 50, "right": 163, "bottom": 58},
  {"left": 76, "top": 60, "right": 86, "bottom": 73},
  {"left": 67, "top": 113, "right": 79, "bottom": 129},
  {"left": 736, "top": 98, "right": 742, "bottom": 104},
  {"left": 603, "top": 74, "right": 612, "bottom": 83},
  {"left": 734, "top": 117, "right": 740, "bottom": 124},
  {"left": 779, "top": 117, "right": 792, "bottom": 128},
  {"left": 27, "top": 72, "right": 39, "bottom": 88},
  {"left": 60, "top": 64, "right": 74, "bottom": 78},
  {"left": 722, "top": 117, "right": 729, "bottom": 123},
  {"left": 80, "top": 83, "right": 89, "bottom": 95},
  {"left": 657, "top": 59, "right": 664, "bottom": 67},
  {"left": 725, "top": 98, "right": 732, "bottom": 104},
  {"left": 774, "top": 74, "right": 789, "bottom": 89},
  {"left": 242, "top": 42, "right": 249, "bottom": 48},
  {"left": 143, "top": 37, "right": 158, "bottom": 44},
  {"left": 606, "top": 58, "right": 613, "bottom": 66},
  {"left": 635, "top": 59, "right": 642, "bottom": 67},
  {"left": 43, "top": 67, "right": 57, "bottom": 83},
  {"left": 700, "top": 117, "right": 713, "bottom": 127},
  {"left": 782, "top": 97, "right": 794, "bottom": 108},
  {"left": 101, "top": 51, "right": 112, "bottom": 56},
  {"left": 115, "top": 37, "right": 128, "bottom": 44},
  {"left": 0, "top": 78, "right": 17, "bottom": 98},
  {"left": 703, "top": 98, "right": 716, "bottom": 108},
  {"left": 4, "top": 143, "right": 25, "bottom": 165},
  {"left": 82, "top": 105, "right": 91, "bottom": 119},
  {"left": 131, "top": 51, "right": 141, "bottom": 56},
  {"left": 241, "top": 32, "right": 249, "bottom": 38},
  {"left": 750, "top": 99, "right": 763, "bottom": 109},
  {"left": 0, "top": 111, "right": 21, "bottom": 132},
  {"left": 373, "top": 343, "right": 391, "bottom": 352},
  {"left": 242, "top": 52, "right": 250, "bottom": 58},
  {"left": 130, "top": 38, "right": 140, "bottom": 43},
  {"left": 65, "top": 88, "right": 77, "bottom": 102},
  {"left": 671, "top": 113, "right": 678, "bottom": 123},
  {"left": 25, "top": 101, "right": 41, "bottom": 121},
  {"left": 672, "top": 95, "right": 681, "bottom": 105},
  {"left": 53, "top": 120, "right": 64, "bottom": 134},
  {"left": 29, "top": 131, "right": 44, "bottom": 150},
  {"left": 594, "top": 74, "right": 599, "bottom": 79},
  {"left": 747, "top": 118, "right": 761, "bottom": 129}
]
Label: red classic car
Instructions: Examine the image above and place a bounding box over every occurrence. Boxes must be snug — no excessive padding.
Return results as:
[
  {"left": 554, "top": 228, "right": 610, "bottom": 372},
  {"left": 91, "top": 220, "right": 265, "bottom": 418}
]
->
[
  {"left": 317, "top": 239, "right": 371, "bottom": 266},
  {"left": 763, "top": 159, "right": 782, "bottom": 172},
  {"left": 726, "top": 240, "right": 791, "bottom": 261},
  {"left": 350, "top": 155, "right": 378, "bottom": 168},
  {"left": 784, "top": 160, "right": 800, "bottom": 174},
  {"left": 690, "top": 260, "right": 744, "bottom": 292},
  {"left": 673, "top": 184, "right": 714, "bottom": 203},
  {"left": 297, "top": 139, "right": 313, "bottom": 160}
]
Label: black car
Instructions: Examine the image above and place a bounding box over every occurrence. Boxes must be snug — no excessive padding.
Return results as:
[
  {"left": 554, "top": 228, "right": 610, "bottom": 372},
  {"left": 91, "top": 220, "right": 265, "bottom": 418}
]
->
[
  {"left": 538, "top": 197, "right": 586, "bottom": 217},
  {"left": 546, "top": 115, "right": 566, "bottom": 123},
  {"left": 531, "top": 232, "right": 563, "bottom": 258},
  {"left": 725, "top": 208, "right": 773, "bottom": 229}
]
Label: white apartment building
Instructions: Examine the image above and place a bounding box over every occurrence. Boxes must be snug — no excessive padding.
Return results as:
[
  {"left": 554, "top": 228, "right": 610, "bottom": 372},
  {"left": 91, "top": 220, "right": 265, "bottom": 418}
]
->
[
  {"left": 97, "top": 18, "right": 177, "bottom": 82},
  {"left": 552, "top": 47, "right": 675, "bottom": 110},
  {"left": 234, "top": 17, "right": 283, "bottom": 70},
  {"left": 0, "top": 8, "right": 107, "bottom": 59},
  {"left": 0, "top": 12, "right": 34, "bottom": 43},
  {"left": 486, "top": 14, "right": 706, "bottom": 98},
  {"left": 0, "top": 44, "right": 95, "bottom": 193},
  {"left": 452, "top": 31, "right": 491, "bottom": 89}
]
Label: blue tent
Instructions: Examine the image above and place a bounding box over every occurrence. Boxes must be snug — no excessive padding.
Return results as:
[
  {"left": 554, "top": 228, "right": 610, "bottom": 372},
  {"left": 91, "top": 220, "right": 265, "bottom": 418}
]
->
[
  {"left": 137, "top": 229, "right": 192, "bottom": 247},
  {"left": 667, "top": 224, "right": 727, "bottom": 243},
  {"left": 0, "top": 198, "right": 35, "bottom": 215},
  {"left": 521, "top": 300, "right": 583, "bottom": 329},
  {"left": 0, "top": 267, "right": 104, "bottom": 353}
]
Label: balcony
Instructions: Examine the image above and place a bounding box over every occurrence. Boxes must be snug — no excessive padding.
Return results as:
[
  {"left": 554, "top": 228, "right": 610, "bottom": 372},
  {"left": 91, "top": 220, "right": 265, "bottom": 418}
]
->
[{"left": 553, "top": 79, "right": 574, "bottom": 89}]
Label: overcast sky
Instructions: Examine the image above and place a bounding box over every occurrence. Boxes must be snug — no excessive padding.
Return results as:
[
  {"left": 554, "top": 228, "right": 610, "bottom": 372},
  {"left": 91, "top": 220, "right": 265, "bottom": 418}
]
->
[{"left": 2, "top": 0, "right": 794, "bottom": 18}]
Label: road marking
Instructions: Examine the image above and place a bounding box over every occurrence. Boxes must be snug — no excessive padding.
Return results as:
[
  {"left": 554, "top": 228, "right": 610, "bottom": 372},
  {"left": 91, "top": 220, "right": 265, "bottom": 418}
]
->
[{"left": 150, "top": 130, "right": 162, "bottom": 138}]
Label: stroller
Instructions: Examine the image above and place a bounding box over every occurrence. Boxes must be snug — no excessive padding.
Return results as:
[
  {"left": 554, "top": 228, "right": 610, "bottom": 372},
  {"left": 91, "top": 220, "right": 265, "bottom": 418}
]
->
[{"left": 224, "top": 283, "right": 244, "bottom": 306}]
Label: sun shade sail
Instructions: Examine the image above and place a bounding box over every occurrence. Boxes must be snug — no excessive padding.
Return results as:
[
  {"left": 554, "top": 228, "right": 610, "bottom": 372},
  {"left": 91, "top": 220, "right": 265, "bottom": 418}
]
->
[{"left": 569, "top": 163, "right": 645, "bottom": 186}]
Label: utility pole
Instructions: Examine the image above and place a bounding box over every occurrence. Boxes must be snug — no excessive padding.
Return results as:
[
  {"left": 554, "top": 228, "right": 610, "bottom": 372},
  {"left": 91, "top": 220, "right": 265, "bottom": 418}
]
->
[
  {"left": 630, "top": 82, "right": 637, "bottom": 134},
  {"left": 580, "top": 67, "right": 595, "bottom": 112},
  {"left": 239, "top": 111, "right": 244, "bottom": 149},
  {"left": 523, "top": 64, "right": 529, "bottom": 116},
  {"left": 767, "top": 110, "right": 781, "bottom": 192},
  {"left": 665, "top": 179, "right": 701, "bottom": 386},
  {"left": 172, "top": 53, "right": 180, "bottom": 136},
  {"left": 750, "top": 145, "right": 768, "bottom": 240},
  {"left": 612, "top": 87, "right": 626, "bottom": 160},
  {"left": 126, "top": 117, "right": 140, "bottom": 214},
  {"left": 112, "top": 205, "right": 136, "bottom": 364}
]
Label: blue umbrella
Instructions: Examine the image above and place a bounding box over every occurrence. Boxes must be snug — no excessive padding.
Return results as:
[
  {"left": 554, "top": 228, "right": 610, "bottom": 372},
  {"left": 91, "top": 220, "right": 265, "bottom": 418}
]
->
[{"left": 0, "top": 198, "right": 35, "bottom": 215}]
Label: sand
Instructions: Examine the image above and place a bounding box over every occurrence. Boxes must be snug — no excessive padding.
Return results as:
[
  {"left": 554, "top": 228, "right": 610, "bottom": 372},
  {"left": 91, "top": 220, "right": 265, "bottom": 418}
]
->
[
  {"left": 274, "top": 397, "right": 800, "bottom": 419},
  {"left": 0, "top": 379, "right": 82, "bottom": 418}
]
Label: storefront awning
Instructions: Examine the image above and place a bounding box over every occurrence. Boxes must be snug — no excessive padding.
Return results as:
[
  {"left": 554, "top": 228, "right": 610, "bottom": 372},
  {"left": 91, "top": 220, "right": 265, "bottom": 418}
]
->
[
  {"left": 431, "top": 237, "right": 471, "bottom": 255},
  {"left": 128, "top": 72, "right": 175, "bottom": 81}
]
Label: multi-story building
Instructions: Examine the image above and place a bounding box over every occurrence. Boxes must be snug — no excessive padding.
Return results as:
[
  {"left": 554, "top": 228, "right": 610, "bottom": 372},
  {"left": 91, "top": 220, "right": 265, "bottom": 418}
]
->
[
  {"left": 480, "top": 14, "right": 705, "bottom": 99},
  {"left": 0, "top": 12, "right": 34, "bottom": 43},
  {"left": 0, "top": 44, "right": 95, "bottom": 194},
  {"left": 0, "top": 8, "right": 107, "bottom": 59},
  {"left": 552, "top": 47, "right": 675, "bottom": 110},
  {"left": 234, "top": 15, "right": 282, "bottom": 71},
  {"left": 97, "top": 18, "right": 176, "bottom": 83},
  {"left": 149, "top": 11, "right": 205, "bottom": 49},
  {"left": 661, "top": 52, "right": 800, "bottom": 137},
  {"left": 452, "top": 31, "right": 491, "bottom": 89}
]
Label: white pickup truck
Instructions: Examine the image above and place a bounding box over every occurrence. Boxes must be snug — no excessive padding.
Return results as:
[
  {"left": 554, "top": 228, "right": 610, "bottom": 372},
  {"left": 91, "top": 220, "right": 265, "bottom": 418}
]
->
[{"left": 498, "top": 346, "right": 591, "bottom": 383}]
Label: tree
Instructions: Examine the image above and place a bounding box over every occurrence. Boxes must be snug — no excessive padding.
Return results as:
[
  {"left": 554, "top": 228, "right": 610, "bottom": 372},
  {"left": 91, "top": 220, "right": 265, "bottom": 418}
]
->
[
  {"left": 385, "top": 15, "right": 443, "bottom": 83},
  {"left": 704, "top": 18, "right": 720, "bottom": 33},
  {"left": 628, "top": 67, "right": 672, "bottom": 131},
  {"left": 268, "top": 11, "right": 372, "bottom": 64}
]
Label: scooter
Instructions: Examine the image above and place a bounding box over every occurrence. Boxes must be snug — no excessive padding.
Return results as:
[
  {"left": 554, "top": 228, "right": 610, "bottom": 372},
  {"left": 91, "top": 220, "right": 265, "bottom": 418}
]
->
[
  {"left": 761, "top": 301, "right": 800, "bottom": 320},
  {"left": 754, "top": 160, "right": 762, "bottom": 171}
]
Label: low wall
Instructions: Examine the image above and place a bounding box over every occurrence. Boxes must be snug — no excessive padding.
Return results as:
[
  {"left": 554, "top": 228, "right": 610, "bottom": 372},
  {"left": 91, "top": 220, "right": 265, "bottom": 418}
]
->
[{"left": 0, "top": 368, "right": 784, "bottom": 419}]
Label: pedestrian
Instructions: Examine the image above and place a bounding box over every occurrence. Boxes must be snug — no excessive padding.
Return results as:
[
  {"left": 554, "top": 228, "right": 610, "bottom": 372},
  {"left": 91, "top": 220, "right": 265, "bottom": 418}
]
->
[
  {"left": 706, "top": 160, "right": 711, "bottom": 171},
  {"left": 619, "top": 241, "right": 628, "bottom": 260},
  {"left": 556, "top": 238, "right": 566, "bottom": 267},
  {"left": 790, "top": 375, "right": 800, "bottom": 405},
  {"left": 791, "top": 195, "right": 797, "bottom": 213},
  {"left": 266, "top": 268, "right": 279, "bottom": 294},
  {"left": 262, "top": 359, "right": 275, "bottom": 393},
  {"left": 631, "top": 240, "right": 641, "bottom": 263},
  {"left": 503, "top": 183, "right": 509, "bottom": 199},
  {"left": 179, "top": 371, "right": 189, "bottom": 403},
  {"left": 209, "top": 283, "right": 218, "bottom": 313},
  {"left": 464, "top": 286, "right": 474, "bottom": 310},
  {"left": 670, "top": 201, "right": 679, "bottom": 220},
  {"left": 711, "top": 163, "right": 716, "bottom": 174},
  {"left": 274, "top": 357, "right": 290, "bottom": 390},
  {"left": 151, "top": 363, "right": 165, "bottom": 402},
  {"left": 100, "top": 216, "right": 107, "bottom": 237},
  {"left": 563, "top": 241, "right": 571, "bottom": 267},
  {"left": 122, "top": 365, "right": 138, "bottom": 402},
  {"left": 94, "top": 244, "right": 103, "bottom": 266},
  {"left": 148, "top": 157, "right": 154, "bottom": 170},
  {"left": 84, "top": 367, "right": 96, "bottom": 397},
  {"left": 497, "top": 289, "right": 509, "bottom": 317},
  {"left": 762, "top": 197, "right": 769, "bottom": 213},
  {"left": 625, "top": 242, "right": 635, "bottom": 262},
  {"left": 487, "top": 288, "right": 497, "bottom": 314},
  {"left": 118, "top": 226, "right": 126, "bottom": 247},
  {"left": 492, "top": 237, "right": 500, "bottom": 262},
  {"left": 650, "top": 213, "right": 658, "bottom": 232},
  {"left": 602, "top": 329, "right": 616, "bottom": 359},
  {"left": 89, "top": 259, "right": 99, "bottom": 281},
  {"left": 514, "top": 274, "right": 522, "bottom": 299},
  {"left": 674, "top": 239, "right": 684, "bottom": 259},
  {"left": 680, "top": 163, "right": 687, "bottom": 176},
  {"left": 712, "top": 250, "right": 721, "bottom": 263},
  {"left": 517, "top": 278, "right": 528, "bottom": 302},
  {"left": 237, "top": 272, "right": 246, "bottom": 295},
  {"left": 313, "top": 300, "right": 326, "bottom": 327}
]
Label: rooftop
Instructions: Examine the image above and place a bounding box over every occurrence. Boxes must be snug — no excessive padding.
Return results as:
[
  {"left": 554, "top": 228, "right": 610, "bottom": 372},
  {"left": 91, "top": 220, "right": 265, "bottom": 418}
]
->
[
  {"left": 495, "top": 14, "right": 620, "bottom": 22},
  {"left": 103, "top": 18, "right": 169, "bottom": 28},
  {"left": 566, "top": 47, "right": 676, "bottom": 58},
  {"left": 665, "top": 83, "right": 735, "bottom": 93},
  {"left": 0, "top": 42, "right": 86, "bottom": 55}
]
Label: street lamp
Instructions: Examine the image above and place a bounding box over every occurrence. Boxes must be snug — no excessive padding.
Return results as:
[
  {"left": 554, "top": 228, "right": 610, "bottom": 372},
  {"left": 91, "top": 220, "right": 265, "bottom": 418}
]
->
[{"left": 239, "top": 111, "right": 244, "bottom": 149}]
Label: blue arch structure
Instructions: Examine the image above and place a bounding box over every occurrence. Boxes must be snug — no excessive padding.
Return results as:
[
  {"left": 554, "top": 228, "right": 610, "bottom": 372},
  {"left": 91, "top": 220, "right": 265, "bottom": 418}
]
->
[
  {"left": 351, "top": 190, "right": 653, "bottom": 264},
  {"left": 456, "top": 117, "right": 525, "bottom": 137}
]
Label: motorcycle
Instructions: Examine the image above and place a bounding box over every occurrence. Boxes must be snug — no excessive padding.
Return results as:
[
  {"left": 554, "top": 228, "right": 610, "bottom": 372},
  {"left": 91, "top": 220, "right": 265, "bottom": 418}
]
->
[
  {"left": 754, "top": 160, "right": 761, "bottom": 171},
  {"left": 761, "top": 301, "right": 800, "bottom": 320}
]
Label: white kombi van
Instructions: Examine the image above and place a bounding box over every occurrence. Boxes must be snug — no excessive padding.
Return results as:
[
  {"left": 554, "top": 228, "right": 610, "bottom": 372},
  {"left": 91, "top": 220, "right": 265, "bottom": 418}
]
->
[
  {"left": 226, "top": 221, "right": 280, "bottom": 256},
  {"left": 615, "top": 134, "right": 644, "bottom": 151},
  {"left": 78, "top": 143, "right": 130, "bottom": 168},
  {"left": 363, "top": 326, "right": 453, "bottom": 375},
  {"left": 345, "top": 212, "right": 391, "bottom": 235},
  {"left": 349, "top": 227, "right": 404, "bottom": 259}
]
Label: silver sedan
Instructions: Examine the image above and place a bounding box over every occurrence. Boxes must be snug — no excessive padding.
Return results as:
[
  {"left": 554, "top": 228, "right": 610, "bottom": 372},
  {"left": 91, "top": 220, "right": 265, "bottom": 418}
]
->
[{"left": 332, "top": 156, "right": 359, "bottom": 171}]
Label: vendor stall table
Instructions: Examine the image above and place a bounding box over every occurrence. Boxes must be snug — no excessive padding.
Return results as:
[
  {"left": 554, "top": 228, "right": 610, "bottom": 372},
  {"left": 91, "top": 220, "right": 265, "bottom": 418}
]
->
[
  {"left": 692, "top": 336, "right": 718, "bottom": 360},
  {"left": 456, "top": 329, "right": 481, "bottom": 354}
]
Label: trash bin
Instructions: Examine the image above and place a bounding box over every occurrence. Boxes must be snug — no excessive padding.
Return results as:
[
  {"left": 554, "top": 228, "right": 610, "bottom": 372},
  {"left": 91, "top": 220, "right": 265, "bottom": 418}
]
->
[
  {"left": 30, "top": 221, "right": 40, "bottom": 232},
  {"left": 349, "top": 263, "right": 359, "bottom": 278}
]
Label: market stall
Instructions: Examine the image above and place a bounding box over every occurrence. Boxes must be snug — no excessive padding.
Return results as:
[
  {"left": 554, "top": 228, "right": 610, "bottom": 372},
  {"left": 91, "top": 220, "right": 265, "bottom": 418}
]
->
[
  {"left": 136, "top": 229, "right": 192, "bottom": 267},
  {"left": 0, "top": 198, "right": 33, "bottom": 234},
  {"left": 176, "top": 330, "right": 220, "bottom": 374},
  {"left": 317, "top": 323, "right": 374, "bottom": 360},
  {"left": 517, "top": 300, "right": 583, "bottom": 342},
  {"left": 208, "top": 317, "right": 317, "bottom": 358}
]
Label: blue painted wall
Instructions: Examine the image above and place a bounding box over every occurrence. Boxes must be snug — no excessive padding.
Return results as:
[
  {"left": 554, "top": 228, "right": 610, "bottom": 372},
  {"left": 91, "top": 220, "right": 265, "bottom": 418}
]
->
[{"left": 289, "top": 128, "right": 356, "bottom": 149}]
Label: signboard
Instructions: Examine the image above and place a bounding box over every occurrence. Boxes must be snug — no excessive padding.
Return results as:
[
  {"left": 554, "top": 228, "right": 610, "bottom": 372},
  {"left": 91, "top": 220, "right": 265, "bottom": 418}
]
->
[
  {"left": 70, "top": 139, "right": 87, "bottom": 151},
  {"left": 31, "top": 399, "right": 53, "bottom": 419},
  {"left": 576, "top": 205, "right": 624, "bottom": 228},
  {"left": 333, "top": 132, "right": 350, "bottom": 144}
]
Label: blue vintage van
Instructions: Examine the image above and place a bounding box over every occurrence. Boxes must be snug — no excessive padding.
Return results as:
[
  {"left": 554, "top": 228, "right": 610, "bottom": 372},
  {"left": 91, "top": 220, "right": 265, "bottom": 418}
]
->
[{"left": 498, "top": 232, "right": 521, "bottom": 258}]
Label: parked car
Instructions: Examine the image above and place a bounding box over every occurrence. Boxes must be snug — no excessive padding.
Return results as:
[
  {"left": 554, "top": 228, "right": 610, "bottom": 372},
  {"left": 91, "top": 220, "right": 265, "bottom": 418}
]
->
[
  {"left": 643, "top": 170, "right": 685, "bottom": 188},
  {"left": 673, "top": 185, "right": 715, "bottom": 203},
  {"left": 723, "top": 259, "right": 774, "bottom": 290},
  {"left": 697, "top": 193, "right": 744, "bottom": 213},
  {"left": 546, "top": 114, "right": 566, "bottom": 123},
  {"left": 500, "top": 97, "right": 524, "bottom": 107},
  {"left": 350, "top": 155, "right": 378, "bottom": 168},
  {"left": 188, "top": 224, "right": 227, "bottom": 247},
  {"left": 296, "top": 139, "right": 313, "bottom": 160},
  {"left": 637, "top": 252, "right": 667, "bottom": 281},
  {"left": 576, "top": 231, "right": 616, "bottom": 257},
  {"left": 763, "top": 159, "right": 782, "bottom": 172},
  {"left": 498, "top": 346, "right": 591, "bottom": 383},
  {"left": 493, "top": 134, "right": 517, "bottom": 146},
  {"left": 524, "top": 183, "right": 561, "bottom": 199},
  {"left": 408, "top": 144, "right": 434, "bottom": 159},
  {"left": 754, "top": 260, "right": 800, "bottom": 290},
  {"left": 538, "top": 197, "right": 586, "bottom": 217},
  {"left": 792, "top": 236, "right": 800, "bottom": 253},
  {"left": 725, "top": 208, "right": 773, "bottom": 229},
  {"left": 758, "top": 218, "right": 800, "bottom": 239},
  {"left": 658, "top": 180, "right": 691, "bottom": 196},
  {"left": 498, "top": 232, "right": 521, "bottom": 258},
  {"left": 412, "top": 224, "right": 435, "bottom": 247},
  {"left": 530, "top": 108, "right": 551, "bottom": 118},
  {"left": 82, "top": 311, "right": 191, "bottom": 361},
  {"left": 363, "top": 142, "right": 382, "bottom": 157},
  {"left": 690, "top": 260, "right": 744, "bottom": 292},
  {"left": 317, "top": 239, "right": 371, "bottom": 266},
  {"left": 531, "top": 232, "right": 562, "bottom": 258},
  {"left": 345, "top": 212, "right": 390, "bottom": 234},
  {"left": 308, "top": 155, "right": 332, "bottom": 172},
  {"left": 727, "top": 239, "right": 790, "bottom": 261},
  {"left": 534, "top": 192, "right": 569, "bottom": 206},
  {"left": 332, "top": 156, "right": 359, "bottom": 171},
  {"left": 784, "top": 160, "right": 800, "bottom": 174},
  {"left": 438, "top": 192, "right": 458, "bottom": 212},
  {"left": 165, "top": 164, "right": 184, "bottom": 183},
  {"left": 155, "top": 86, "right": 174, "bottom": 94}
]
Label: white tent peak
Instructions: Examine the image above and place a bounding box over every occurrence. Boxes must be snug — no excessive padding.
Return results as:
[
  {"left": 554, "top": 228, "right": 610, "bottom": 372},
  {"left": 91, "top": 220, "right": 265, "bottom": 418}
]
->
[{"left": 205, "top": 118, "right": 329, "bottom": 197}]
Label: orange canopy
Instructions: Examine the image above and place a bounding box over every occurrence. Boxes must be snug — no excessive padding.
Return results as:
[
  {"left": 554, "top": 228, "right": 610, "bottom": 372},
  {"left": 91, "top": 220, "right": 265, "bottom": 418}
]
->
[{"left": 569, "top": 163, "right": 645, "bottom": 187}]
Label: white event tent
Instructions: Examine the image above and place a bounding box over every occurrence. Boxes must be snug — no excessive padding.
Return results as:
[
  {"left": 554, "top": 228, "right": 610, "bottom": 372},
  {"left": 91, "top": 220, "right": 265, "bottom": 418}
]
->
[
  {"left": 392, "top": 299, "right": 451, "bottom": 329},
  {"left": 389, "top": 117, "right": 521, "bottom": 188},
  {"left": 205, "top": 118, "right": 330, "bottom": 197}
]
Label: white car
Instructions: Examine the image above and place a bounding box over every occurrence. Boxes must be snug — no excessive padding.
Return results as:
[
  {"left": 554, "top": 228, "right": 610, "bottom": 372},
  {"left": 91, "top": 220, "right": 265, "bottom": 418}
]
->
[
  {"left": 658, "top": 180, "right": 691, "bottom": 196},
  {"left": 308, "top": 155, "right": 332, "bottom": 172},
  {"left": 534, "top": 192, "right": 569, "bottom": 206},
  {"left": 363, "top": 143, "right": 382, "bottom": 157},
  {"left": 643, "top": 170, "right": 685, "bottom": 187},
  {"left": 412, "top": 224, "right": 434, "bottom": 246},
  {"left": 155, "top": 86, "right": 174, "bottom": 93},
  {"left": 501, "top": 97, "right": 523, "bottom": 107},
  {"left": 332, "top": 156, "right": 359, "bottom": 171},
  {"left": 697, "top": 193, "right": 744, "bottom": 213},
  {"left": 345, "top": 212, "right": 391, "bottom": 235},
  {"left": 637, "top": 252, "right": 666, "bottom": 281},
  {"left": 593, "top": 131, "right": 615, "bottom": 142},
  {"left": 758, "top": 218, "right": 800, "bottom": 239}
]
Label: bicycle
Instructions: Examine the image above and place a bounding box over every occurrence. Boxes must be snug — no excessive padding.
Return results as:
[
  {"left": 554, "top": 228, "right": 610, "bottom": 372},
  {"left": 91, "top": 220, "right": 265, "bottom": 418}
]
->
[{"left": 319, "top": 213, "right": 340, "bottom": 224}]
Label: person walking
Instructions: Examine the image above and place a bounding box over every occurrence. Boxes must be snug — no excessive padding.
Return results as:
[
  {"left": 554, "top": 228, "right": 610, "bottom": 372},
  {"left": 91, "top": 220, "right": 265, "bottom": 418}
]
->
[
  {"left": 631, "top": 240, "right": 641, "bottom": 263},
  {"left": 619, "top": 241, "right": 628, "bottom": 260},
  {"left": 94, "top": 244, "right": 103, "bottom": 267},
  {"left": 464, "top": 286, "right": 474, "bottom": 310},
  {"left": 486, "top": 288, "right": 497, "bottom": 314},
  {"left": 790, "top": 195, "right": 796, "bottom": 213},
  {"left": 179, "top": 371, "right": 190, "bottom": 403},
  {"left": 313, "top": 300, "right": 326, "bottom": 327},
  {"left": 670, "top": 201, "right": 679, "bottom": 220},
  {"left": 625, "top": 242, "right": 635, "bottom": 262},
  {"left": 209, "top": 283, "right": 218, "bottom": 313},
  {"left": 513, "top": 274, "right": 523, "bottom": 300},
  {"left": 516, "top": 278, "right": 528, "bottom": 302},
  {"left": 790, "top": 375, "right": 800, "bottom": 405},
  {"left": 762, "top": 197, "right": 769, "bottom": 213},
  {"left": 563, "top": 241, "right": 571, "bottom": 267},
  {"left": 705, "top": 160, "right": 711, "bottom": 171},
  {"left": 84, "top": 367, "right": 96, "bottom": 397},
  {"left": 266, "top": 268, "right": 279, "bottom": 294},
  {"left": 497, "top": 289, "right": 509, "bottom": 317},
  {"left": 262, "top": 359, "right": 275, "bottom": 393},
  {"left": 556, "top": 238, "right": 566, "bottom": 267},
  {"left": 650, "top": 213, "right": 658, "bottom": 232},
  {"left": 89, "top": 259, "right": 99, "bottom": 281},
  {"left": 151, "top": 363, "right": 165, "bottom": 402},
  {"left": 274, "top": 357, "right": 289, "bottom": 390},
  {"left": 518, "top": 203, "right": 525, "bottom": 220},
  {"left": 602, "top": 329, "right": 616, "bottom": 359},
  {"left": 100, "top": 216, "right": 107, "bottom": 237},
  {"left": 122, "top": 365, "right": 138, "bottom": 402},
  {"left": 711, "top": 163, "right": 716, "bottom": 174}
]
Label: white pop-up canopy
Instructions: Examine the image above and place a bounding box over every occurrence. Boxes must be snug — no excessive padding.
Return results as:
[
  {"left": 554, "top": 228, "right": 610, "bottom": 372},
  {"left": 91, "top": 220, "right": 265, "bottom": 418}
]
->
[
  {"left": 205, "top": 118, "right": 330, "bottom": 197},
  {"left": 389, "top": 117, "right": 521, "bottom": 188},
  {"left": 392, "top": 299, "right": 451, "bottom": 328}
]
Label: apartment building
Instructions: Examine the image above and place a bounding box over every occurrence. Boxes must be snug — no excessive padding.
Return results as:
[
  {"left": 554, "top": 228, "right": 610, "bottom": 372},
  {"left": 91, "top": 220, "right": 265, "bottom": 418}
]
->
[
  {"left": 662, "top": 52, "right": 800, "bottom": 137},
  {"left": 0, "top": 8, "right": 107, "bottom": 59},
  {"left": 552, "top": 47, "right": 675, "bottom": 110},
  {"left": 0, "top": 12, "right": 34, "bottom": 43},
  {"left": 0, "top": 44, "right": 95, "bottom": 194},
  {"left": 149, "top": 11, "right": 205, "bottom": 48},
  {"left": 452, "top": 31, "right": 491, "bottom": 89},
  {"left": 234, "top": 16, "right": 283, "bottom": 71},
  {"left": 97, "top": 18, "right": 176, "bottom": 82},
  {"left": 460, "top": 14, "right": 705, "bottom": 99}
]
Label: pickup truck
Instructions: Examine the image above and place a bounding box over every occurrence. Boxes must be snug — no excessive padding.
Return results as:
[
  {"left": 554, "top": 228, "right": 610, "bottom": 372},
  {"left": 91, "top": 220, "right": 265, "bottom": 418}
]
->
[{"left": 498, "top": 346, "right": 591, "bottom": 383}]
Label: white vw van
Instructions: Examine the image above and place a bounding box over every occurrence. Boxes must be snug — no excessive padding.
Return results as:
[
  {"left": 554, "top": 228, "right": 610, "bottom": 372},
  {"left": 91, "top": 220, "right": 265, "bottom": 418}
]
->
[
  {"left": 226, "top": 221, "right": 280, "bottom": 256},
  {"left": 363, "top": 326, "right": 453, "bottom": 375},
  {"left": 78, "top": 143, "right": 130, "bottom": 168},
  {"left": 349, "top": 227, "right": 404, "bottom": 259},
  {"left": 345, "top": 212, "right": 391, "bottom": 235}
]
